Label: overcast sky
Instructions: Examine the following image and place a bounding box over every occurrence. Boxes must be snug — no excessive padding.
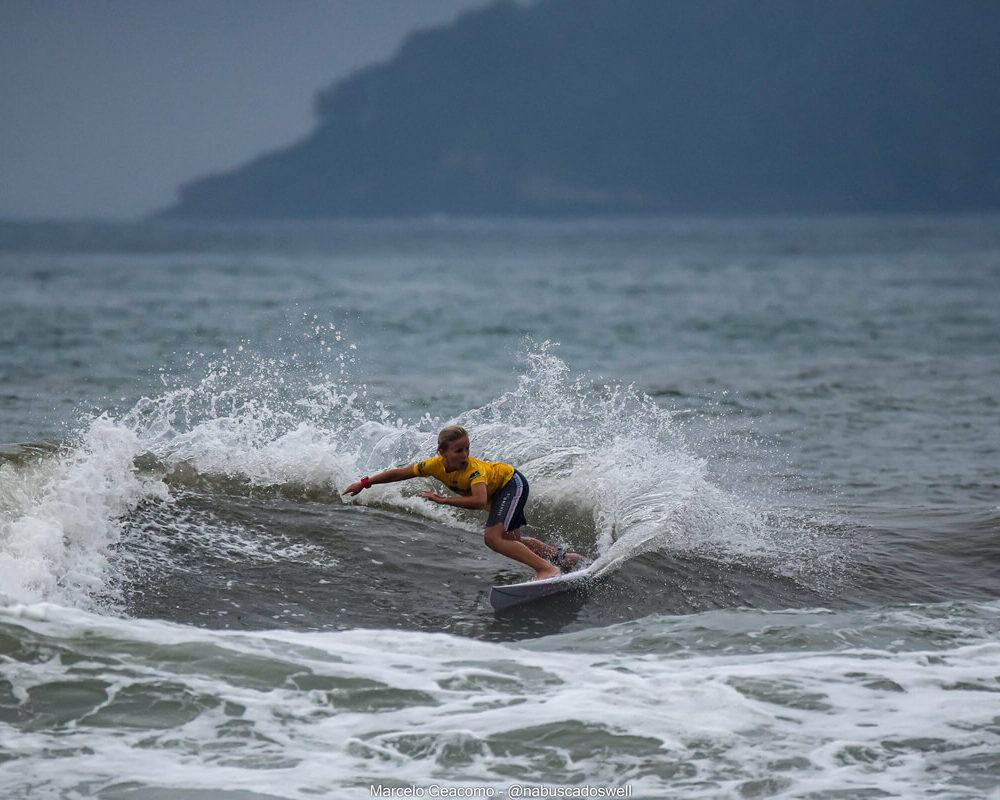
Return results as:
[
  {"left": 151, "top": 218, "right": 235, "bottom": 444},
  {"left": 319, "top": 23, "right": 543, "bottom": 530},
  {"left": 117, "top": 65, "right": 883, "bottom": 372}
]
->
[{"left": 0, "top": 0, "right": 491, "bottom": 221}]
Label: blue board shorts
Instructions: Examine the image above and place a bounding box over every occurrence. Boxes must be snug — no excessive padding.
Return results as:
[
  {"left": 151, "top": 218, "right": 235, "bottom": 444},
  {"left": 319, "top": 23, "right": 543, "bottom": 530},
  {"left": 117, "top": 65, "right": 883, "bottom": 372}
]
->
[{"left": 486, "top": 470, "right": 529, "bottom": 532}]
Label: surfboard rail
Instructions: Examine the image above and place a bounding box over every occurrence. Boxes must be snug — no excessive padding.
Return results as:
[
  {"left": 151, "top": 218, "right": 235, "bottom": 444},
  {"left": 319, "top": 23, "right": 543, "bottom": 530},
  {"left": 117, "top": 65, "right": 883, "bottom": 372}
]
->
[{"left": 488, "top": 564, "right": 593, "bottom": 610}]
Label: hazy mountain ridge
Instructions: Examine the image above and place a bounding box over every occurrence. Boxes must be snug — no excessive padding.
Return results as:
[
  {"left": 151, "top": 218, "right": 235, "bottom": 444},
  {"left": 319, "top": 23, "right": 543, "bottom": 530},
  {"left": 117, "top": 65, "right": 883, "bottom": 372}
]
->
[{"left": 163, "top": 0, "right": 1000, "bottom": 218}]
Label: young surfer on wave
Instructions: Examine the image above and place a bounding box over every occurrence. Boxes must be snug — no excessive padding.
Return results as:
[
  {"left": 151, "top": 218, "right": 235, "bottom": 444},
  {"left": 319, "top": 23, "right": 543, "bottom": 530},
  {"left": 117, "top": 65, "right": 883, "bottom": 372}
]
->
[{"left": 343, "top": 425, "right": 579, "bottom": 581}]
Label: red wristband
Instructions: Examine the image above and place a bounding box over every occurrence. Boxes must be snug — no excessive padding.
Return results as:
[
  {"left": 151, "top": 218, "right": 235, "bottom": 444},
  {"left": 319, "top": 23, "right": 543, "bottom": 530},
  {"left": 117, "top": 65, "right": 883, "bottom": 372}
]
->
[{"left": 361, "top": 476, "right": 371, "bottom": 489}]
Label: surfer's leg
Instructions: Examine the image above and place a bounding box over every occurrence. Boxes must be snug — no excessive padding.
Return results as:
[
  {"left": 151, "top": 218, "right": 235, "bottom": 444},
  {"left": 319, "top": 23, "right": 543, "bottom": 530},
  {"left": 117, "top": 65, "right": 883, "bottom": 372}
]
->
[
  {"left": 484, "top": 523, "right": 560, "bottom": 580},
  {"left": 484, "top": 472, "right": 578, "bottom": 578},
  {"left": 518, "top": 536, "right": 556, "bottom": 559},
  {"left": 519, "top": 536, "right": 580, "bottom": 571}
]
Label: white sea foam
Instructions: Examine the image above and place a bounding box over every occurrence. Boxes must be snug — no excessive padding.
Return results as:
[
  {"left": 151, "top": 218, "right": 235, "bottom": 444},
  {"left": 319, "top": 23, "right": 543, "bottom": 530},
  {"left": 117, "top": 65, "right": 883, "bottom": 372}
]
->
[
  {"left": 0, "top": 416, "right": 166, "bottom": 608},
  {"left": 453, "top": 344, "right": 811, "bottom": 578},
  {"left": 1, "top": 601, "right": 997, "bottom": 799}
]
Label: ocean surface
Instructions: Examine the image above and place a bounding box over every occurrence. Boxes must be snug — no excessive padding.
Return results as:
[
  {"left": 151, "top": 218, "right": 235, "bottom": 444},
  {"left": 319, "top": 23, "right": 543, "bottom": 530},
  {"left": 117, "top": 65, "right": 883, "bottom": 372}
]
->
[{"left": 1, "top": 216, "right": 998, "bottom": 799}]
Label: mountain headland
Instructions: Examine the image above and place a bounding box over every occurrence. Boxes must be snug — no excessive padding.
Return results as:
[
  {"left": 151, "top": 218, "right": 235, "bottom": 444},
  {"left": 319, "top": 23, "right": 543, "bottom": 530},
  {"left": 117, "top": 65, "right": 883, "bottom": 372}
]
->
[{"left": 162, "top": 0, "right": 1000, "bottom": 218}]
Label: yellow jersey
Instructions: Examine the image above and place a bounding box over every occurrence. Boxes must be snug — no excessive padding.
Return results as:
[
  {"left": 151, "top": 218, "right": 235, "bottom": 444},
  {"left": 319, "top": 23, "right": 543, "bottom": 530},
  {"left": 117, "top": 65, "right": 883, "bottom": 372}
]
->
[{"left": 412, "top": 455, "right": 515, "bottom": 498}]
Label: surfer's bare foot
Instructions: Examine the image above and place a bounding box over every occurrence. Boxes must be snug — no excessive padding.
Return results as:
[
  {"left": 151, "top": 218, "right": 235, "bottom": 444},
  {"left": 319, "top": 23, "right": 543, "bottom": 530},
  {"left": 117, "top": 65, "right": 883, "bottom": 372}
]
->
[
  {"left": 560, "top": 552, "right": 580, "bottom": 572},
  {"left": 534, "top": 565, "right": 560, "bottom": 581}
]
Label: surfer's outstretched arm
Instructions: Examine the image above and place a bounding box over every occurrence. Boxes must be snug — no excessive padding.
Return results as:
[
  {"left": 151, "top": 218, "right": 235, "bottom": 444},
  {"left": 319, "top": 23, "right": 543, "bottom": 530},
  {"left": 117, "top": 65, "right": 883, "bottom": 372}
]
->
[
  {"left": 343, "top": 467, "right": 414, "bottom": 496},
  {"left": 419, "top": 482, "right": 487, "bottom": 510}
]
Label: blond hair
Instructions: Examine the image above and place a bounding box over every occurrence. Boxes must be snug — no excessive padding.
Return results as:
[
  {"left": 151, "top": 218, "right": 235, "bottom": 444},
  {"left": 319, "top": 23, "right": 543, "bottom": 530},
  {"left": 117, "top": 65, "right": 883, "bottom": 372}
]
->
[{"left": 437, "top": 425, "right": 469, "bottom": 451}]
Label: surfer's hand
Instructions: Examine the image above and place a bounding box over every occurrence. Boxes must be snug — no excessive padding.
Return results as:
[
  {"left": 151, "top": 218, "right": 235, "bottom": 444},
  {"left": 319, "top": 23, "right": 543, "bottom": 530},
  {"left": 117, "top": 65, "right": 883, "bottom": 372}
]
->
[
  {"left": 419, "top": 492, "right": 443, "bottom": 503},
  {"left": 343, "top": 482, "right": 364, "bottom": 496}
]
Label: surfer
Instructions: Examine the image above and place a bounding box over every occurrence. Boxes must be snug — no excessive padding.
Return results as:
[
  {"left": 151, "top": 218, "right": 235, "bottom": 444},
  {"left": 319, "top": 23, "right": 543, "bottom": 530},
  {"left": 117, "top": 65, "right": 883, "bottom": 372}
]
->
[{"left": 343, "top": 425, "right": 579, "bottom": 580}]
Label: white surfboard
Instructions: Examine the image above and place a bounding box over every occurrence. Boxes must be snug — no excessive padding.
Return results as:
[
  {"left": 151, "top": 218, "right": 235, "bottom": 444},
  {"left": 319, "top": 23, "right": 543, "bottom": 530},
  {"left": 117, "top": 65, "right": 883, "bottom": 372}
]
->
[{"left": 488, "top": 564, "right": 593, "bottom": 610}]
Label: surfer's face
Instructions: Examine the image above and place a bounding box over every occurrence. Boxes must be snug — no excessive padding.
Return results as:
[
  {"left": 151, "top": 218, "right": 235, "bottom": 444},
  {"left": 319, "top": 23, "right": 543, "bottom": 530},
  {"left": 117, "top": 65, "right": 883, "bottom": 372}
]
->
[{"left": 440, "top": 435, "right": 470, "bottom": 472}]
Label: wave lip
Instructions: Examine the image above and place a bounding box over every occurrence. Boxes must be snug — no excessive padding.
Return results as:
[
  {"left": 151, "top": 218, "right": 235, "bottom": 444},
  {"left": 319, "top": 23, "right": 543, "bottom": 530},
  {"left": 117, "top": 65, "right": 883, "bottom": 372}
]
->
[
  {"left": 1, "top": 341, "right": 838, "bottom": 619},
  {"left": 0, "top": 417, "right": 167, "bottom": 609}
]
